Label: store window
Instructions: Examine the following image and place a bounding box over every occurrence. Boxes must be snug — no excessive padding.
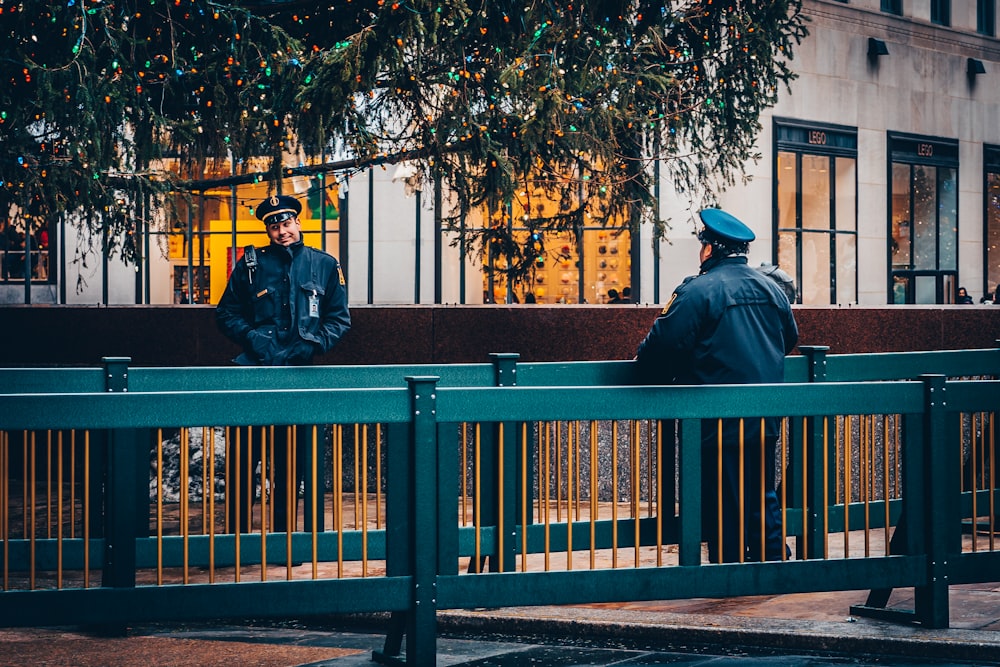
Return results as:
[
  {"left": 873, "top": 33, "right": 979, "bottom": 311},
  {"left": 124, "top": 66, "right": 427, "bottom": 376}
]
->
[
  {"left": 1, "top": 218, "right": 54, "bottom": 285},
  {"left": 930, "top": 0, "right": 950, "bottom": 26},
  {"left": 774, "top": 120, "right": 858, "bottom": 305},
  {"left": 985, "top": 145, "right": 1000, "bottom": 302},
  {"left": 888, "top": 133, "right": 959, "bottom": 304},
  {"left": 979, "top": 0, "right": 996, "bottom": 36},
  {"left": 483, "top": 225, "right": 630, "bottom": 304},
  {"left": 881, "top": 0, "right": 902, "bottom": 15},
  {"left": 481, "top": 184, "right": 631, "bottom": 304}
]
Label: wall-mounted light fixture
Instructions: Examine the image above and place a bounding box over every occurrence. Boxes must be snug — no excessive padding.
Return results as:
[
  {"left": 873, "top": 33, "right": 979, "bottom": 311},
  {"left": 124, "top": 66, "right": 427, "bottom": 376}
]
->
[
  {"left": 867, "top": 38, "right": 889, "bottom": 59},
  {"left": 967, "top": 57, "right": 987, "bottom": 77}
]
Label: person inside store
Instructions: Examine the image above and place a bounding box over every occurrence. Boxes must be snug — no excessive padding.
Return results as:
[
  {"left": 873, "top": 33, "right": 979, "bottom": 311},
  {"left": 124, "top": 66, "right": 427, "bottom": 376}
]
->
[
  {"left": 620, "top": 286, "right": 632, "bottom": 303},
  {"left": 607, "top": 288, "right": 623, "bottom": 303},
  {"left": 216, "top": 194, "right": 351, "bottom": 536},
  {"left": 3, "top": 223, "right": 24, "bottom": 279},
  {"left": 956, "top": 286, "right": 974, "bottom": 304},
  {"left": 634, "top": 208, "right": 799, "bottom": 563}
]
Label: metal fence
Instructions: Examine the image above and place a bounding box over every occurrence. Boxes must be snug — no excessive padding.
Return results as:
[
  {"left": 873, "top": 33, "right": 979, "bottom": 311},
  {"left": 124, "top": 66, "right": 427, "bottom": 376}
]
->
[{"left": 0, "top": 349, "right": 998, "bottom": 664}]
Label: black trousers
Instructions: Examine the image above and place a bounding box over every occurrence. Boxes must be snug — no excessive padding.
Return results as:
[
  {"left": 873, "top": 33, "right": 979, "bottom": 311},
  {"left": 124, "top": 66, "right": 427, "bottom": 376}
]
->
[
  {"left": 226, "top": 425, "right": 308, "bottom": 533},
  {"left": 701, "top": 418, "right": 785, "bottom": 563}
]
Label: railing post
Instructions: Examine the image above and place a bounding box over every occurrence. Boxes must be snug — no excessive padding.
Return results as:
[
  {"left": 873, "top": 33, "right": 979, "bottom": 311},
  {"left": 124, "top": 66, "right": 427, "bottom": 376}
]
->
[
  {"left": 88, "top": 358, "right": 130, "bottom": 542},
  {"left": 103, "top": 427, "right": 140, "bottom": 592},
  {"left": 914, "top": 374, "right": 954, "bottom": 628},
  {"left": 104, "top": 357, "right": 151, "bottom": 542},
  {"left": 102, "top": 357, "right": 131, "bottom": 393},
  {"left": 100, "top": 357, "right": 141, "bottom": 606},
  {"left": 491, "top": 353, "right": 520, "bottom": 574},
  {"left": 803, "top": 411, "right": 829, "bottom": 561},
  {"left": 375, "top": 376, "right": 440, "bottom": 665},
  {"left": 798, "top": 346, "right": 829, "bottom": 383},
  {"left": 407, "top": 376, "right": 439, "bottom": 663}
]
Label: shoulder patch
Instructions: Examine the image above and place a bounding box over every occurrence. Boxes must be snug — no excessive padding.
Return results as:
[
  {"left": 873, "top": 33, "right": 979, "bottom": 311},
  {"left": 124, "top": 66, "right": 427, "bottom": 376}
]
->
[
  {"left": 660, "top": 292, "right": 678, "bottom": 315},
  {"left": 338, "top": 266, "right": 346, "bottom": 285}
]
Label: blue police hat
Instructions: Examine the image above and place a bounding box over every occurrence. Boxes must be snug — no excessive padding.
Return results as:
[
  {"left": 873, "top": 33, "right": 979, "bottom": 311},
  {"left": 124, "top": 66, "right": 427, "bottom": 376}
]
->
[
  {"left": 698, "top": 208, "right": 755, "bottom": 244},
  {"left": 256, "top": 195, "right": 302, "bottom": 225}
]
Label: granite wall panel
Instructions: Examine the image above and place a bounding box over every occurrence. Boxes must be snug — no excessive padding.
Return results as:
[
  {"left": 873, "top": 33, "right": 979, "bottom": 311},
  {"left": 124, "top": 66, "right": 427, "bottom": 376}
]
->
[{"left": 0, "top": 304, "right": 996, "bottom": 367}]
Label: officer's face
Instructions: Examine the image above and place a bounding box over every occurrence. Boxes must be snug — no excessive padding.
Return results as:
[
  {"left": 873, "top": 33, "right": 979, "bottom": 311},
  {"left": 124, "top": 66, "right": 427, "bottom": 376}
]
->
[{"left": 266, "top": 217, "right": 302, "bottom": 246}]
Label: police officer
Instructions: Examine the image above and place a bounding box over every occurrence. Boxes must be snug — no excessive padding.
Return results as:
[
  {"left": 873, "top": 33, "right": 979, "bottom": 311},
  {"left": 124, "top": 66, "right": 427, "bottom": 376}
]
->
[
  {"left": 216, "top": 194, "right": 351, "bottom": 534},
  {"left": 635, "top": 208, "right": 798, "bottom": 563}
]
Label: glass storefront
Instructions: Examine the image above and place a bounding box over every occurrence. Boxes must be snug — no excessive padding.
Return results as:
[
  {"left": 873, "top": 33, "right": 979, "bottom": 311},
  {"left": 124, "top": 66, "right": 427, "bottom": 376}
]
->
[
  {"left": 774, "top": 120, "right": 858, "bottom": 305},
  {"left": 1, "top": 218, "right": 54, "bottom": 286},
  {"left": 985, "top": 145, "right": 1000, "bottom": 302},
  {"left": 483, "top": 226, "right": 630, "bottom": 304},
  {"left": 888, "top": 133, "right": 959, "bottom": 304}
]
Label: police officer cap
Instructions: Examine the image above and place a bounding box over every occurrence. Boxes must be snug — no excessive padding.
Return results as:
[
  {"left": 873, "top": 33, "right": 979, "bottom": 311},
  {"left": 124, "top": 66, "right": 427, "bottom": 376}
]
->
[
  {"left": 256, "top": 195, "right": 302, "bottom": 225},
  {"left": 698, "top": 208, "right": 756, "bottom": 244}
]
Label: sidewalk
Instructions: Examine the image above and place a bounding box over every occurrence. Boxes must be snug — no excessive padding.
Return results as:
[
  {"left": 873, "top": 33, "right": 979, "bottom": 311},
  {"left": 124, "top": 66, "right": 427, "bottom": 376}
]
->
[
  {"left": 2, "top": 584, "right": 998, "bottom": 666},
  {"left": 440, "top": 583, "right": 1000, "bottom": 663}
]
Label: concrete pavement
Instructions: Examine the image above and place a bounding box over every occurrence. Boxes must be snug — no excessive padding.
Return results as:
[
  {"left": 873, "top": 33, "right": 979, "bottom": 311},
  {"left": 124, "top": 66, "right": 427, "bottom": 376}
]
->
[{"left": 3, "top": 583, "right": 999, "bottom": 665}]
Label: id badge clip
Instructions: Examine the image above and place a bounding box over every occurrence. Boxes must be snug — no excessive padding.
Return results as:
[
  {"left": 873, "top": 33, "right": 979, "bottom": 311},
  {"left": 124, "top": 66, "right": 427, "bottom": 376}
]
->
[{"left": 308, "top": 290, "right": 320, "bottom": 318}]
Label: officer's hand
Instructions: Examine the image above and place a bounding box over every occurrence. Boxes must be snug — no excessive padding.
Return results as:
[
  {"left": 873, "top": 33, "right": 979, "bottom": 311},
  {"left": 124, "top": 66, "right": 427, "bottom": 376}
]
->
[
  {"left": 276, "top": 340, "right": 319, "bottom": 365},
  {"left": 247, "top": 329, "right": 275, "bottom": 362}
]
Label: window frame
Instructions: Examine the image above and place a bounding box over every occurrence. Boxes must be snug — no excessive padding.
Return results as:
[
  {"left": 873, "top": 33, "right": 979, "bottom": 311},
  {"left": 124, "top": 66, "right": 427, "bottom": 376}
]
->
[
  {"left": 930, "top": 0, "right": 951, "bottom": 26},
  {"left": 886, "top": 132, "right": 960, "bottom": 304},
  {"left": 984, "top": 145, "right": 1000, "bottom": 302},
  {"left": 772, "top": 118, "right": 859, "bottom": 306},
  {"left": 978, "top": 0, "right": 996, "bottom": 36},
  {"left": 881, "top": 0, "right": 903, "bottom": 16}
]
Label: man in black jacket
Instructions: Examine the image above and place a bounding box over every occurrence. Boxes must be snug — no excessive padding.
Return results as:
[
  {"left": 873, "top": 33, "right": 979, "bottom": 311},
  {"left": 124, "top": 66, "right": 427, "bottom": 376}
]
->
[
  {"left": 636, "top": 208, "right": 798, "bottom": 563},
  {"left": 216, "top": 194, "right": 351, "bottom": 534}
]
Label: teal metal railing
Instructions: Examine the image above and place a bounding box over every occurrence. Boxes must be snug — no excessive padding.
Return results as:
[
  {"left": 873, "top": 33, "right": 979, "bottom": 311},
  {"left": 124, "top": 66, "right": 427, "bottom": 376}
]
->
[{"left": 0, "top": 349, "right": 997, "bottom": 665}]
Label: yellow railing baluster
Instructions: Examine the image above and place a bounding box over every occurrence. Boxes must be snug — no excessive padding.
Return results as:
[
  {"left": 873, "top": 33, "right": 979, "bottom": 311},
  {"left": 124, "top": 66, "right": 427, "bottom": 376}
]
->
[
  {"left": 157, "top": 428, "right": 164, "bottom": 586},
  {"left": 46, "top": 430, "right": 52, "bottom": 540},
  {"left": 544, "top": 421, "right": 550, "bottom": 571},
  {"left": 181, "top": 427, "right": 190, "bottom": 585},
  {"left": 590, "top": 422, "right": 598, "bottom": 570},
  {"left": 311, "top": 424, "right": 318, "bottom": 579},
  {"left": 83, "top": 432, "right": 90, "bottom": 589},
  {"left": 844, "top": 415, "right": 852, "bottom": 559},
  {"left": 30, "top": 431, "right": 36, "bottom": 589},
  {"left": 738, "top": 419, "right": 745, "bottom": 563},
  {"left": 364, "top": 424, "right": 368, "bottom": 577},
  {"left": 336, "top": 424, "right": 344, "bottom": 579},
  {"left": 566, "top": 422, "right": 579, "bottom": 570},
  {"left": 521, "top": 422, "right": 528, "bottom": 573},
  {"left": 498, "top": 422, "right": 505, "bottom": 574},
  {"left": 612, "top": 421, "right": 618, "bottom": 569},
  {"left": 208, "top": 426, "right": 215, "bottom": 583},
  {"left": 57, "top": 431, "right": 63, "bottom": 588},
  {"left": 474, "top": 423, "right": 481, "bottom": 574},
  {"left": 656, "top": 420, "right": 663, "bottom": 566},
  {"left": 70, "top": 431, "right": 76, "bottom": 540}
]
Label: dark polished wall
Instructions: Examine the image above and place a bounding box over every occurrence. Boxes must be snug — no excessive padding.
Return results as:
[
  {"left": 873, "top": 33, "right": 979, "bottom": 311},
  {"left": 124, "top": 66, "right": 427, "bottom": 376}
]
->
[{"left": 0, "top": 304, "right": 998, "bottom": 367}]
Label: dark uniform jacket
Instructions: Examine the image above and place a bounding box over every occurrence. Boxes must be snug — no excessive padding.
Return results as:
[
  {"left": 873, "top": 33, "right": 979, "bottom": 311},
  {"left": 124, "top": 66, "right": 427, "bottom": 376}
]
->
[
  {"left": 216, "top": 240, "right": 351, "bottom": 366},
  {"left": 635, "top": 254, "right": 798, "bottom": 441}
]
